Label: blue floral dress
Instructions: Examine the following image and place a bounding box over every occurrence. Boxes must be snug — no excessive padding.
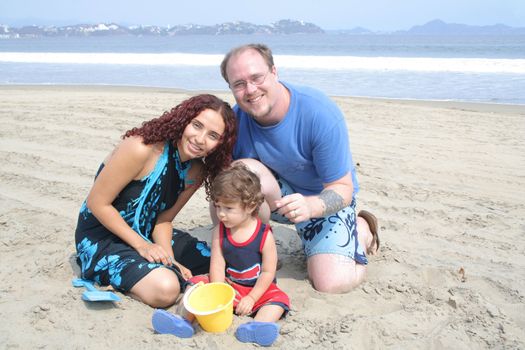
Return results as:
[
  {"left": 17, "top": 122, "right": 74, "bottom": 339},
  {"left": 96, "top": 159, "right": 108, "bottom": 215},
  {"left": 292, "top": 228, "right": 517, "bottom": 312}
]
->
[{"left": 75, "top": 141, "right": 210, "bottom": 292}]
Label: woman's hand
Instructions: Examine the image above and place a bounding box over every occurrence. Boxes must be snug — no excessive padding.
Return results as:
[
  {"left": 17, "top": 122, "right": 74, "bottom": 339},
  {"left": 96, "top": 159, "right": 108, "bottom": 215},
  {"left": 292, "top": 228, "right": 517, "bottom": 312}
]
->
[
  {"left": 136, "top": 242, "right": 171, "bottom": 266},
  {"left": 235, "top": 295, "right": 255, "bottom": 316},
  {"left": 136, "top": 243, "right": 193, "bottom": 280}
]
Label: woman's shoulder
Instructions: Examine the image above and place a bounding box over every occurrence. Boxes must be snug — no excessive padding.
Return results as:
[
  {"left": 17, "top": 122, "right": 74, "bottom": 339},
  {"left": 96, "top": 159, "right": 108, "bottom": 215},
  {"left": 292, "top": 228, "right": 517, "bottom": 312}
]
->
[
  {"left": 104, "top": 137, "right": 163, "bottom": 176},
  {"left": 118, "top": 136, "right": 160, "bottom": 159}
]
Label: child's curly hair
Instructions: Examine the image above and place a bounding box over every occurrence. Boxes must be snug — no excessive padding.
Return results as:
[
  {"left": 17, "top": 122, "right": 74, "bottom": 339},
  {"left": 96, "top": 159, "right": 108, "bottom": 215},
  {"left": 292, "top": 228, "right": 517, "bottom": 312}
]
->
[{"left": 210, "top": 163, "right": 265, "bottom": 215}]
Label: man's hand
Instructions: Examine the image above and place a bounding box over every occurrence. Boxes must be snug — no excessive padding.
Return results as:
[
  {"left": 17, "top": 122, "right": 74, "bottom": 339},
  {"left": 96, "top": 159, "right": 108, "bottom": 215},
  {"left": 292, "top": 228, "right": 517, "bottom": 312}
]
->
[{"left": 275, "top": 193, "right": 313, "bottom": 223}]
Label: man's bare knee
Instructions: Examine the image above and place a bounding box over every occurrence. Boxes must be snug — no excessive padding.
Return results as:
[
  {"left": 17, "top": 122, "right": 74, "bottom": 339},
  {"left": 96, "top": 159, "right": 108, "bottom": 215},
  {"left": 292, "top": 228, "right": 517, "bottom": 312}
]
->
[
  {"left": 309, "top": 275, "right": 354, "bottom": 294},
  {"left": 307, "top": 254, "right": 366, "bottom": 294}
]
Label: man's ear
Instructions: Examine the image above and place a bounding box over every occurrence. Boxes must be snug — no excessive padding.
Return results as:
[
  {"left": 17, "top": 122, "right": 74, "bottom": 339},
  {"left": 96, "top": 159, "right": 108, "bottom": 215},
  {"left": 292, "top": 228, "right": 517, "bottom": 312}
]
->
[{"left": 271, "top": 65, "right": 278, "bottom": 78}]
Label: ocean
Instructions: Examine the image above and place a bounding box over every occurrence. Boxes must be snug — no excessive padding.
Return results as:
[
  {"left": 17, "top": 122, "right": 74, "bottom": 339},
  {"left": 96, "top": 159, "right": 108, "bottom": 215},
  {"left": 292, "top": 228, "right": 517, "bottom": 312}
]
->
[{"left": 1, "top": 34, "right": 525, "bottom": 104}]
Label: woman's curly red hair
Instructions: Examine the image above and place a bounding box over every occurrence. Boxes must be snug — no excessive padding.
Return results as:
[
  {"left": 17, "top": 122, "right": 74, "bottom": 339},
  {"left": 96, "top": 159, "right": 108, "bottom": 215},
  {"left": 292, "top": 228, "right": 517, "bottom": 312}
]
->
[{"left": 123, "top": 94, "right": 237, "bottom": 196}]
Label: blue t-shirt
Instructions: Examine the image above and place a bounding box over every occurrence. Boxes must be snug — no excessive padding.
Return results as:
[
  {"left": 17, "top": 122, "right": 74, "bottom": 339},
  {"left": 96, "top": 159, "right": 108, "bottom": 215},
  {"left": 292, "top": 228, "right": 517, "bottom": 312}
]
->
[{"left": 233, "top": 82, "right": 359, "bottom": 196}]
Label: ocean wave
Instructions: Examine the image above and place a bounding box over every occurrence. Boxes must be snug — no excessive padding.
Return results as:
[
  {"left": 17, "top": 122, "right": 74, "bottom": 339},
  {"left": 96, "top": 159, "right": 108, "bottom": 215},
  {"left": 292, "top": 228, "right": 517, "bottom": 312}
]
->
[{"left": 1, "top": 52, "right": 525, "bottom": 74}]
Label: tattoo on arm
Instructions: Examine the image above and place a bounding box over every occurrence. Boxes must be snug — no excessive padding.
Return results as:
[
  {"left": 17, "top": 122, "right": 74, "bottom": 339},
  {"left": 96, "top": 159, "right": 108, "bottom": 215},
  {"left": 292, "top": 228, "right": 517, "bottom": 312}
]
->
[{"left": 319, "top": 189, "right": 345, "bottom": 216}]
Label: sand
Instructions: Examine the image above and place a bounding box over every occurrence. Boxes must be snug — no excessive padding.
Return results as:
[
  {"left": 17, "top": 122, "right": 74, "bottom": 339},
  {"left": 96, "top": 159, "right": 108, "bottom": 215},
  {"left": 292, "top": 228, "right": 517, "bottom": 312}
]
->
[{"left": 0, "top": 85, "right": 524, "bottom": 349}]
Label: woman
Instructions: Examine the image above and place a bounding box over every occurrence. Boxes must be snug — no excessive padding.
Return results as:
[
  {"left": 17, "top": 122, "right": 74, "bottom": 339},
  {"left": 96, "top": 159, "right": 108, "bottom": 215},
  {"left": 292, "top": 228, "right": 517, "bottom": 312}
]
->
[{"left": 75, "top": 94, "right": 237, "bottom": 308}]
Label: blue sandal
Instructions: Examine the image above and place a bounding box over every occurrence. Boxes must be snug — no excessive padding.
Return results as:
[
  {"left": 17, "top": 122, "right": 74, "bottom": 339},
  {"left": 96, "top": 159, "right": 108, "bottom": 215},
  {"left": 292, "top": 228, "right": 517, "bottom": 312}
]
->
[
  {"left": 235, "top": 321, "right": 279, "bottom": 346},
  {"left": 151, "top": 309, "right": 194, "bottom": 338}
]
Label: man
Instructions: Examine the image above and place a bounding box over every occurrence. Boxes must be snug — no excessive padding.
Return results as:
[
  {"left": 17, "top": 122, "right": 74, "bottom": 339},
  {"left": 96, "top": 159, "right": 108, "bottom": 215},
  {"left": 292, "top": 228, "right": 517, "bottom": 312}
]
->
[{"left": 219, "top": 43, "right": 380, "bottom": 293}]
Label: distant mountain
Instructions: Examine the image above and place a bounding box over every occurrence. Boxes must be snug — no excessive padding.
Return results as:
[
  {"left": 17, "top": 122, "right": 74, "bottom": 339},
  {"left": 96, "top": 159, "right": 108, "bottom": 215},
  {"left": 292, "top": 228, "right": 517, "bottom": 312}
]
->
[
  {"left": 0, "top": 19, "right": 324, "bottom": 38},
  {"left": 325, "top": 20, "right": 525, "bottom": 35},
  {"left": 400, "top": 19, "right": 525, "bottom": 35},
  {"left": 2, "top": 19, "right": 524, "bottom": 38}
]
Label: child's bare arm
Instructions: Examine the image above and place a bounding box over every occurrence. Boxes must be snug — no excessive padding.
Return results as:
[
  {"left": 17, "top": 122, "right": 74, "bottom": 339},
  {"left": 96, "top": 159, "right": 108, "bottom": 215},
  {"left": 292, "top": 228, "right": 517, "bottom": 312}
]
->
[{"left": 209, "top": 224, "right": 226, "bottom": 282}]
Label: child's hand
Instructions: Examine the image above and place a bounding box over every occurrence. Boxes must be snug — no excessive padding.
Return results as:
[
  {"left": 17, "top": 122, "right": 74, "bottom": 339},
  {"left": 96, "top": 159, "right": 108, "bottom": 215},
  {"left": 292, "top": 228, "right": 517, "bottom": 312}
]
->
[
  {"left": 235, "top": 295, "right": 255, "bottom": 316},
  {"left": 177, "top": 264, "right": 193, "bottom": 280},
  {"left": 171, "top": 258, "right": 193, "bottom": 280}
]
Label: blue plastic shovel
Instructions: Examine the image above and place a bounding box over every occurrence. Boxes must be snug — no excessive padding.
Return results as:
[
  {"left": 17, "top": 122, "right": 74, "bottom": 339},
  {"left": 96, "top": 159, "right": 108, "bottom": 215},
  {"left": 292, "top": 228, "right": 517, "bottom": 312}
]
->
[{"left": 72, "top": 278, "right": 121, "bottom": 302}]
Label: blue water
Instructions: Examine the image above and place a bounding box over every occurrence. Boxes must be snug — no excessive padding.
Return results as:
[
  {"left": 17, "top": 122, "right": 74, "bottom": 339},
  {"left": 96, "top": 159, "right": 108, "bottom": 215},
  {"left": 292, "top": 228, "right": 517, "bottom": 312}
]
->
[{"left": 1, "top": 34, "right": 525, "bottom": 104}]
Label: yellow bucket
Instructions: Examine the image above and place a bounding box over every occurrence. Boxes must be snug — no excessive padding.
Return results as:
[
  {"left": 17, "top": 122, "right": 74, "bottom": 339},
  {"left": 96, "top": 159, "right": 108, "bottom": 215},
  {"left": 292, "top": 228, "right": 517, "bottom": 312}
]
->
[{"left": 183, "top": 282, "right": 235, "bottom": 333}]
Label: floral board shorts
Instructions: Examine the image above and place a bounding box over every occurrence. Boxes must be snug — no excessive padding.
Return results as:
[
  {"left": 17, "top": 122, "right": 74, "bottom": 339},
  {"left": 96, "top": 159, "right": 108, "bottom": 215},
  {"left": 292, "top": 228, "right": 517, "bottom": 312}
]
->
[{"left": 270, "top": 175, "right": 368, "bottom": 265}]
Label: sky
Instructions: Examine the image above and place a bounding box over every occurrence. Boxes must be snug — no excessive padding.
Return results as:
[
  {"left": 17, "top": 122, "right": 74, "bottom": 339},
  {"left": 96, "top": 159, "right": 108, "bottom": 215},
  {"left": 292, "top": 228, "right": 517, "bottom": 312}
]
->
[{"left": 1, "top": 0, "right": 524, "bottom": 31}]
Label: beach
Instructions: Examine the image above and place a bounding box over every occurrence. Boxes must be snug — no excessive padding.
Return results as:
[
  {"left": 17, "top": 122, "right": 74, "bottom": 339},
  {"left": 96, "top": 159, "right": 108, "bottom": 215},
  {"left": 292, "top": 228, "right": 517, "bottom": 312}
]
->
[{"left": 0, "top": 85, "right": 524, "bottom": 349}]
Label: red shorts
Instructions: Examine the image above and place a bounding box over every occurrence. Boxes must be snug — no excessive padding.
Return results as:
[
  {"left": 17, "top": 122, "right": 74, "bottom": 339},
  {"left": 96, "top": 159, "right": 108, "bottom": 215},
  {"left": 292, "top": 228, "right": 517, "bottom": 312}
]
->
[{"left": 188, "top": 274, "right": 290, "bottom": 315}]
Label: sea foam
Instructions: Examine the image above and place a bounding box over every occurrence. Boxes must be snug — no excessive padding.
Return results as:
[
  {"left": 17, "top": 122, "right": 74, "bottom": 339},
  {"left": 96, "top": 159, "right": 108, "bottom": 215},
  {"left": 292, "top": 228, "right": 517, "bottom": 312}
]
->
[{"left": 1, "top": 52, "right": 524, "bottom": 74}]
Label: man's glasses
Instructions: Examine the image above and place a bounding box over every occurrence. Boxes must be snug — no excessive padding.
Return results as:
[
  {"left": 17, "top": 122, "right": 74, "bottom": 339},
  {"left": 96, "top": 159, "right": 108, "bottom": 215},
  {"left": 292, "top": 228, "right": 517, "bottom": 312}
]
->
[{"left": 229, "top": 71, "right": 270, "bottom": 92}]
